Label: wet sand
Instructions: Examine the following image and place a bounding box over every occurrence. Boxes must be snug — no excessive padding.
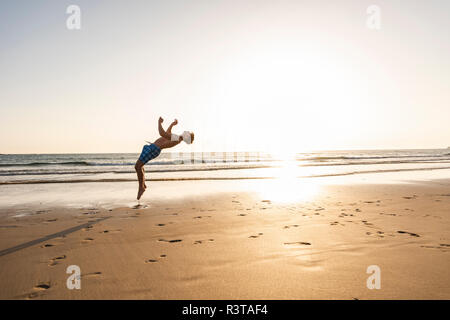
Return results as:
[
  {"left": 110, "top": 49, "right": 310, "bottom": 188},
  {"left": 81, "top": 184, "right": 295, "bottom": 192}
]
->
[{"left": 0, "top": 180, "right": 449, "bottom": 299}]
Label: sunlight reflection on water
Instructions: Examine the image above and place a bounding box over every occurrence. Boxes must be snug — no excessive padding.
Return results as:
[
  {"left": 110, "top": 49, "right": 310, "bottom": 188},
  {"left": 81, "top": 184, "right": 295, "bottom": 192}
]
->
[{"left": 256, "top": 157, "right": 320, "bottom": 203}]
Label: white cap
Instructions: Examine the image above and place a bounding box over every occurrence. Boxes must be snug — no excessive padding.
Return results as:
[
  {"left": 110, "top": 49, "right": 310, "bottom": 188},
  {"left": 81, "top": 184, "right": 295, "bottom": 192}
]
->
[{"left": 182, "top": 131, "right": 192, "bottom": 144}]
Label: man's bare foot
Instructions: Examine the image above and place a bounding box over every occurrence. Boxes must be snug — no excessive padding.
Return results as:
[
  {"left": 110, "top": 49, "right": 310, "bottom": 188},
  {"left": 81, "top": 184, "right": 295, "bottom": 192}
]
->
[{"left": 137, "top": 187, "right": 146, "bottom": 200}]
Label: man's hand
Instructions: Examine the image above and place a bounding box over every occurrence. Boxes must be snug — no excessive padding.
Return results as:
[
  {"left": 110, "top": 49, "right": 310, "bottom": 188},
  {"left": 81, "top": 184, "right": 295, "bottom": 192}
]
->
[
  {"left": 172, "top": 119, "right": 178, "bottom": 126},
  {"left": 159, "top": 117, "right": 164, "bottom": 124}
]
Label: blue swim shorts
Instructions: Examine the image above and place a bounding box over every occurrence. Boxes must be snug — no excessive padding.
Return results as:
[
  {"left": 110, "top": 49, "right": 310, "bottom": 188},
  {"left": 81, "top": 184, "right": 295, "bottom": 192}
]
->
[{"left": 138, "top": 144, "right": 161, "bottom": 164}]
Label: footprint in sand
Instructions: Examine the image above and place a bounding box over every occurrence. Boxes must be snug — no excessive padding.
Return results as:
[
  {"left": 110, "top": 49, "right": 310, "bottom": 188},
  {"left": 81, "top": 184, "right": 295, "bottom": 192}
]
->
[
  {"left": 34, "top": 283, "right": 51, "bottom": 290},
  {"left": 158, "top": 239, "right": 182, "bottom": 243},
  {"left": 145, "top": 259, "right": 158, "bottom": 263},
  {"left": 397, "top": 230, "right": 420, "bottom": 237},
  {"left": 194, "top": 239, "right": 214, "bottom": 245},
  {"left": 41, "top": 243, "right": 55, "bottom": 248},
  {"left": 193, "top": 216, "right": 212, "bottom": 219},
  {"left": 27, "top": 283, "right": 50, "bottom": 297},
  {"left": 421, "top": 244, "right": 450, "bottom": 251},
  {"left": 156, "top": 222, "right": 174, "bottom": 226},
  {"left": 82, "top": 237, "right": 94, "bottom": 243},
  {"left": 238, "top": 213, "right": 247, "bottom": 216},
  {"left": 284, "top": 241, "right": 311, "bottom": 246},
  {"left": 283, "top": 224, "right": 299, "bottom": 229},
  {"left": 48, "top": 255, "right": 66, "bottom": 266},
  {"left": 45, "top": 219, "right": 58, "bottom": 222},
  {"left": 379, "top": 212, "right": 397, "bottom": 216},
  {"left": 100, "top": 229, "right": 121, "bottom": 234},
  {"left": 249, "top": 233, "right": 263, "bottom": 239}
]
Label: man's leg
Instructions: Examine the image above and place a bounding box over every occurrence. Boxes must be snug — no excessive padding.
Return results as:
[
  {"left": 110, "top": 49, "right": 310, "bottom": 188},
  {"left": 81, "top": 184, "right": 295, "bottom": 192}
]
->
[
  {"left": 142, "top": 166, "right": 147, "bottom": 189},
  {"left": 158, "top": 117, "right": 177, "bottom": 140},
  {"left": 135, "top": 160, "right": 146, "bottom": 200}
]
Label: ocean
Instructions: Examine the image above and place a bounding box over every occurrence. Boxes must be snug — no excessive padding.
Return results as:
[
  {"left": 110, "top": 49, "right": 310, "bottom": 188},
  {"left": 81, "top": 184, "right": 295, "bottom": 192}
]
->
[{"left": 1, "top": 149, "right": 450, "bottom": 185}]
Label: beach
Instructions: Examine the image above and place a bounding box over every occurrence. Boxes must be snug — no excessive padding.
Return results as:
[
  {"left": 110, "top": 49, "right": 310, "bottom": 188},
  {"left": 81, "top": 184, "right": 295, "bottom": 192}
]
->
[
  {"left": 2, "top": 0, "right": 449, "bottom": 305},
  {"left": 0, "top": 175, "right": 449, "bottom": 299}
]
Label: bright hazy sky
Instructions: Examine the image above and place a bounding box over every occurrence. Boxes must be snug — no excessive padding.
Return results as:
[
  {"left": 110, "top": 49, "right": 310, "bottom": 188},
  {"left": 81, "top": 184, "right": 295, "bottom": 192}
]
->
[{"left": 1, "top": 0, "right": 449, "bottom": 154}]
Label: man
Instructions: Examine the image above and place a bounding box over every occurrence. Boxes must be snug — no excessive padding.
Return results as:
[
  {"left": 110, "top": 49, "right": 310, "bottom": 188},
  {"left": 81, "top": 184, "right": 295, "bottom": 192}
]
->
[{"left": 135, "top": 117, "right": 194, "bottom": 200}]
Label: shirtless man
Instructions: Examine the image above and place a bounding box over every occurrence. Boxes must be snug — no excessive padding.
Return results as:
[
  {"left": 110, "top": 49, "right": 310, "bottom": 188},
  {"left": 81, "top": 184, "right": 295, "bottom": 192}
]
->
[{"left": 135, "top": 117, "right": 194, "bottom": 200}]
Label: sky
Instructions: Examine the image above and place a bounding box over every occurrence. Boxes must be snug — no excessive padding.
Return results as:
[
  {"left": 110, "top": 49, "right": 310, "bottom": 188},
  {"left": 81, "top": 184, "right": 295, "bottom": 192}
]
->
[{"left": 0, "top": 0, "right": 449, "bottom": 154}]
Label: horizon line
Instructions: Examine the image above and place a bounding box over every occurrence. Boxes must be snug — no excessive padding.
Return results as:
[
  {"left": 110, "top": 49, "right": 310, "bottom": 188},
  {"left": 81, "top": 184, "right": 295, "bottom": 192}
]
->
[{"left": 1, "top": 147, "right": 449, "bottom": 155}]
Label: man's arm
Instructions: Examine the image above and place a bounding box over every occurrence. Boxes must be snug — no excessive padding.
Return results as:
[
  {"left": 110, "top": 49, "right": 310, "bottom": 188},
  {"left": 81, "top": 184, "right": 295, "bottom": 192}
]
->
[
  {"left": 166, "top": 119, "right": 177, "bottom": 135},
  {"left": 158, "top": 117, "right": 170, "bottom": 139}
]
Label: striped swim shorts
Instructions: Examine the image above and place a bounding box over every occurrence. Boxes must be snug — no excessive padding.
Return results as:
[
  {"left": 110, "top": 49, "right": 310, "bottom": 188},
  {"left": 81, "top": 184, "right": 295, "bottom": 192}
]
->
[{"left": 138, "top": 144, "right": 161, "bottom": 164}]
